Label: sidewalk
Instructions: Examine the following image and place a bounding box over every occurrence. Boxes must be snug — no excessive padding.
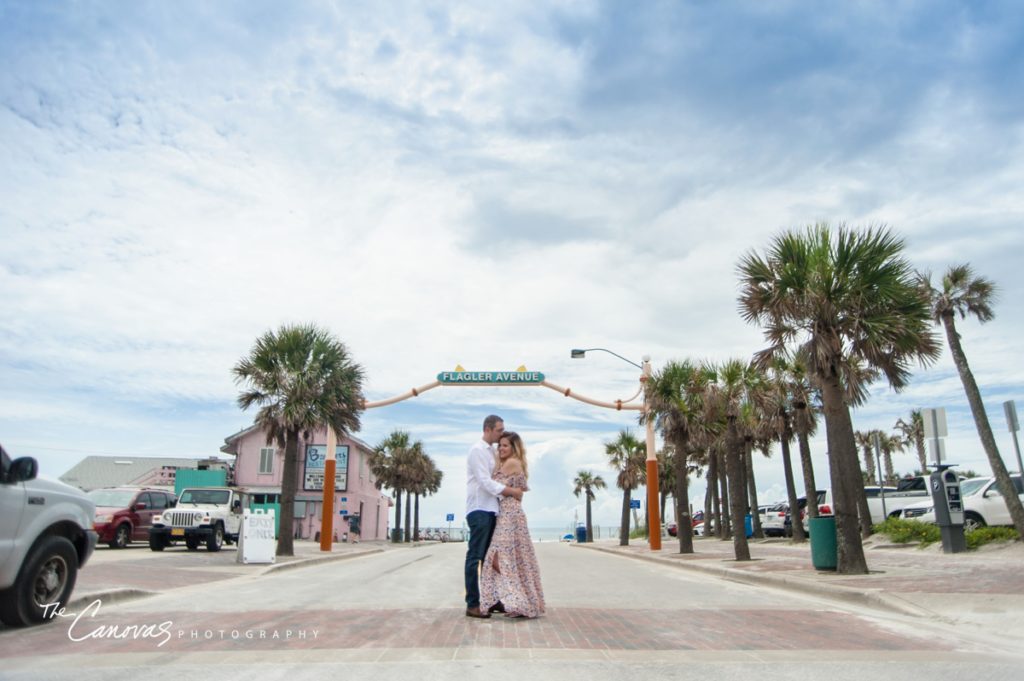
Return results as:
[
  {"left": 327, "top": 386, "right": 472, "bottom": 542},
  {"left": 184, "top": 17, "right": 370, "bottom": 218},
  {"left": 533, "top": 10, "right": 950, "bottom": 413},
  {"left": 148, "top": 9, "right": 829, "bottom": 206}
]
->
[
  {"left": 577, "top": 534, "right": 1024, "bottom": 642},
  {"left": 69, "top": 540, "right": 386, "bottom": 610}
]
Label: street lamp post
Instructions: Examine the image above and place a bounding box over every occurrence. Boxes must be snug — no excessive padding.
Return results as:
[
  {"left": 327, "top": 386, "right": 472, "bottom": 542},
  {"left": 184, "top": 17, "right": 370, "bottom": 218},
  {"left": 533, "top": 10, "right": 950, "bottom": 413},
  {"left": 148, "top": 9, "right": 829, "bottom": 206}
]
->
[{"left": 571, "top": 348, "right": 662, "bottom": 551}]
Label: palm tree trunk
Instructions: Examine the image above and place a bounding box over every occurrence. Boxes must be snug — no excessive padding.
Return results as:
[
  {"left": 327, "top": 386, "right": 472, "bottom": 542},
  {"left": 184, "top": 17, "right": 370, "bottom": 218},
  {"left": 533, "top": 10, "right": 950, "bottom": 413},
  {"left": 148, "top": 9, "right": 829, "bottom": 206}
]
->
[
  {"left": 705, "top": 448, "right": 716, "bottom": 539},
  {"left": 393, "top": 491, "right": 402, "bottom": 543},
  {"left": 404, "top": 491, "right": 412, "bottom": 542},
  {"left": 585, "top": 495, "right": 593, "bottom": 543},
  {"left": 276, "top": 429, "right": 299, "bottom": 556},
  {"left": 915, "top": 438, "right": 928, "bottom": 475},
  {"left": 746, "top": 441, "right": 764, "bottom": 539},
  {"left": 660, "top": 490, "right": 667, "bottom": 525},
  {"left": 619, "top": 489, "right": 631, "bottom": 546},
  {"left": 718, "top": 448, "right": 730, "bottom": 539},
  {"left": 942, "top": 313, "right": 1024, "bottom": 536},
  {"left": 884, "top": 452, "right": 894, "bottom": 485},
  {"left": 414, "top": 493, "right": 420, "bottom": 541},
  {"left": 862, "top": 446, "right": 876, "bottom": 485},
  {"left": 725, "top": 419, "right": 750, "bottom": 560},
  {"left": 673, "top": 435, "right": 694, "bottom": 553},
  {"left": 779, "top": 430, "right": 806, "bottom": 542},
  {"left": 796, "top": 422, "right": 819, "bottom": 520},
  {"left": 856, "top": 479, "right": 873, "bottom": 538},
  {"left": 818, "top": 370, "right": 869, "bottom": 574}
]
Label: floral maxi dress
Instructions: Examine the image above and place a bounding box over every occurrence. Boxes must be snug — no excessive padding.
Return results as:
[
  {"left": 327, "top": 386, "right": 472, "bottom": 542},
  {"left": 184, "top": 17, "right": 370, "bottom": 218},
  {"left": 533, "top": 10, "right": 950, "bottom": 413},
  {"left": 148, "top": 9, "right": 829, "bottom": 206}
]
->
[{"left": 479, "top": 471, "right": 545, "bottom": 618}]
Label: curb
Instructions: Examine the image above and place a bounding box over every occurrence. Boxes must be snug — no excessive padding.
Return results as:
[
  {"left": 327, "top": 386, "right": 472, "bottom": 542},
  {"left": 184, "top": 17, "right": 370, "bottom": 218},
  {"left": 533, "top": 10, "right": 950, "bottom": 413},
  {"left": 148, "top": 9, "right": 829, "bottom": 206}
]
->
[
  {"left": 260, "top": 547, "right": 384, "bottom": 574},
  {"left": 67, "top": 588, "right": 158, "bottom": 612},
  {"left": 575, "top": 543, "right": 947, "bottom": 622}
]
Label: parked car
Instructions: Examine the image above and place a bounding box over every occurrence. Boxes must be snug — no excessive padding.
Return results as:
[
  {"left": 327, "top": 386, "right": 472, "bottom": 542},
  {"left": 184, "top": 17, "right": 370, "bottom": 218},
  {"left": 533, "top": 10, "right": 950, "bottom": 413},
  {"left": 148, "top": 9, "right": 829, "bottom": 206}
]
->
[
  {"left": 1, "top": 444, "right": 98, "bottom": 626},
  {"left": 759, "top": 503, "right": 789, "bottom": 537},
  {"left": 897, "top": 475, "right": 1021, "bottom": 531},
  {"left": 666, "top": 522, "right": 677, "bottom": 537},
  {"left": 88, "top": 487, "right": 176, "bottom": 549}
]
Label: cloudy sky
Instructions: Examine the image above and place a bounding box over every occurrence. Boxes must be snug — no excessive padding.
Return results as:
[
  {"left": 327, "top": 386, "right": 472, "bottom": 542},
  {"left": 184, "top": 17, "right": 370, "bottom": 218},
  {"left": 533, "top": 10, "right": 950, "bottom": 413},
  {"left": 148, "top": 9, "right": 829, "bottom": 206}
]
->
[{"left": 3, "top": 1, "right": 1023, "bottom": 533}]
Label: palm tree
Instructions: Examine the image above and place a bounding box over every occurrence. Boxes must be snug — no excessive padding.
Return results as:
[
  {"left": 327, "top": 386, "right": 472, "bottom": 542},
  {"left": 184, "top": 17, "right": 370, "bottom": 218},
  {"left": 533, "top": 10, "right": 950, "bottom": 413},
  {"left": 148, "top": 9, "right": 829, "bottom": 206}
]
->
[
  {"left": 788, "top": 351, "right": 822, "bottom": 521},
  {"left": 854, "top": 431, "right": 877, "bottom": 485},
  {"left": 708, "top": 358, "right": 757, "bottom": 561},
  {"left": 876, "top": 430, "right": 903, "bottom": 485},
  {"left": 645, "top": 360, "right": 712, "bottom": 554},
  {"left": 233, "top": 323, "right": 365, "bottom": 556},
  {"left": 412, "top": 457, "right": 443, "bottom": 542},
  {"left": 894, "top": 410, "right": 928, "bottom": 475},
  {"left": 763, "top": 356, "right": 807, "bottom": 542},
  {"left": 572, "top": 470, "right": 606, "bottom": 542},
  {"left": 605, "top": 429, "right": 647, "bottom": 546},
  {"left": 656, "top": 447, "right": 676, "bottom": 526},
  {"left": 739, "top": 224, "right": 941, "bottom": 574},
  {"left": 370, "top": 430, "right": 422, "bottom": 543},
  {"left": 924, "top": 264, "right": 1024, "bottom": 537}
]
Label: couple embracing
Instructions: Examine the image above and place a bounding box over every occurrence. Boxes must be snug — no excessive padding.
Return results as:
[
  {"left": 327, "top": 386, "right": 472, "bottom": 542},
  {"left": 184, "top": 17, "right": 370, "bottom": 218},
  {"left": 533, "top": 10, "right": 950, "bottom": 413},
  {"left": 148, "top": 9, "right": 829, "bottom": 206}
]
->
[{"left": 464, "top": 415, "right": 545, "bottom": 619}]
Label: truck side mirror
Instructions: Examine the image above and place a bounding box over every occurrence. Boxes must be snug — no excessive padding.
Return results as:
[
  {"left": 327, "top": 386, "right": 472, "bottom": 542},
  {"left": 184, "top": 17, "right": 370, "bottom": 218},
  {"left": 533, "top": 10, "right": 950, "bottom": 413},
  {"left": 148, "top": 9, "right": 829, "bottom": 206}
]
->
[{"left": 8, "top": 457, "right": 39, "bottom": 483}]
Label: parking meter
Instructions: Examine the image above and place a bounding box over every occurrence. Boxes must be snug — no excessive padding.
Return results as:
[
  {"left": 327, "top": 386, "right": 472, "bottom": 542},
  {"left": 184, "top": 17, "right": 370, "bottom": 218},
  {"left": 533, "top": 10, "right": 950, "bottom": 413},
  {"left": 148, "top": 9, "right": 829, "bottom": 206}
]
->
[{"left": 929, "top": 465, "right": 966, "bottom": 553}]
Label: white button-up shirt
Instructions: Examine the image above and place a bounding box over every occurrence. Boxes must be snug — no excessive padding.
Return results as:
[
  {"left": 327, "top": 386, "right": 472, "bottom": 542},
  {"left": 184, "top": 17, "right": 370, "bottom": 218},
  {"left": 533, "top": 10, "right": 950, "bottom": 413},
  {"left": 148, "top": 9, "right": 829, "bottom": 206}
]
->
[{"left": 466, "top": 438, "right": 505, "bottom": 515}]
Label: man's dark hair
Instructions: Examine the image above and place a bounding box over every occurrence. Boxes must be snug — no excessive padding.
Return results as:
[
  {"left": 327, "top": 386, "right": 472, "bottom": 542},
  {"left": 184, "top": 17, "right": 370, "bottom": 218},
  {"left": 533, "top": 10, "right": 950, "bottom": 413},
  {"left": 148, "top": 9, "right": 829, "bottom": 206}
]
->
[{"left": 483, "top": 414, "right": 503, "bottom": 431}]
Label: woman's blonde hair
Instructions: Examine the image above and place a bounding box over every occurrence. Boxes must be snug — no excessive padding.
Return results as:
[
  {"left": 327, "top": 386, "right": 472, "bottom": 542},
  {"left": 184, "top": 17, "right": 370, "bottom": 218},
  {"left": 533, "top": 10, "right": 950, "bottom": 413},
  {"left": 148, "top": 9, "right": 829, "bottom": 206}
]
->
[{"left": 499, "top": 431, "right": 528, "bottom": 479}]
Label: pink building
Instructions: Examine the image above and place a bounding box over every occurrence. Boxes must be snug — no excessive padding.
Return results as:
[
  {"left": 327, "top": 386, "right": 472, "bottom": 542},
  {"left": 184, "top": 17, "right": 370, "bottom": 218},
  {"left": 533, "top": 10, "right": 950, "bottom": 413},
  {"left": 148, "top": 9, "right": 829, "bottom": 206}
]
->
[{"left": 221, "top": 425, "right": 391, "bottom": 542}]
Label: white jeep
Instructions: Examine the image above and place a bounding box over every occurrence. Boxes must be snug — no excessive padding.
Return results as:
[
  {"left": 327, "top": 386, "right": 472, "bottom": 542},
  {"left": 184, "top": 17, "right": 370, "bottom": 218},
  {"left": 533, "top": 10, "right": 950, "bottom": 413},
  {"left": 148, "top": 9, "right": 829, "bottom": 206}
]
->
[
  {"left": 148, "top": 487, "right": 248, "bottom": 552},
  {"left": 0, "top": 444, "right": 98, "bottom": 626}
]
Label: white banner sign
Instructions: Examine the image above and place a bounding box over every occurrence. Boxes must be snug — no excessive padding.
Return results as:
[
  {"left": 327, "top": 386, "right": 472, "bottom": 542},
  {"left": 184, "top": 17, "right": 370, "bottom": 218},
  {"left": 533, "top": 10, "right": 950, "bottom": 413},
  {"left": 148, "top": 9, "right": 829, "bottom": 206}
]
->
[{"left": 238, "top": 508, "right": 276, "bottom": 565}]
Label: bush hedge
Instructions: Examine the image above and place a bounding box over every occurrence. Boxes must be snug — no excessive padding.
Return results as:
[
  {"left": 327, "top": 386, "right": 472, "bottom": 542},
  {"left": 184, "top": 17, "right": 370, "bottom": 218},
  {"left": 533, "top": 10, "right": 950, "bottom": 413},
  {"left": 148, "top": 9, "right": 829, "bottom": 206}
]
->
[{"left": 873, "top": 517, "right": 1020, "bottom": 549}]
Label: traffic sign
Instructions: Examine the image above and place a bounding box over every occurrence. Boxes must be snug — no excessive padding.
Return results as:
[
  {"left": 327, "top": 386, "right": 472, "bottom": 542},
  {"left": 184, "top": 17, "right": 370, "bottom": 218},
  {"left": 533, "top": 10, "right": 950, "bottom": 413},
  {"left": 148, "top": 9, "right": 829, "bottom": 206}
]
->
[
  {"left": 630, "top": 499, "right": 641, "bottom": 509},
  {"left": 446, "top": 513, "right": 455, "bottom": 522}
]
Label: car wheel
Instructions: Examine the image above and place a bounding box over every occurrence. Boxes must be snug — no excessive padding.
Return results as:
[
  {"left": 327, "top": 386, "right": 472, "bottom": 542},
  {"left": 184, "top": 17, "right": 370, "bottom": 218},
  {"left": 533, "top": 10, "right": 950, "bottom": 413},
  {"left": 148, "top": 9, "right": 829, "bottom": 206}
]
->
[
  {"left": 185, "top": 537, "right": 200, "bottom": 551},
  {"left": 206, "top": 523, "right": 224, "bottom": 552},
  {"left": 0, "top": 535, "right": 78, "bottom": 627},
  {"left": 149, "top": 535, "right": 166, "bottom": 551},
  {"left": 109, "top": 523, "right": 131, "bottom": 549},
  {"left": 963, "top": 512, "right": 986, "bottom": 533}
]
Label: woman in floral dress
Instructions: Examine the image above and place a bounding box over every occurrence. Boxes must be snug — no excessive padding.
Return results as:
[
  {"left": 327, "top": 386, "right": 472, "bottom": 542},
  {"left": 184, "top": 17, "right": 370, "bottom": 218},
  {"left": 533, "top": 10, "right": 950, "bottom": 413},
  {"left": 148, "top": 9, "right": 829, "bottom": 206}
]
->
[{"left": 479, "top": 431, "right": 545, "bottom": 619}]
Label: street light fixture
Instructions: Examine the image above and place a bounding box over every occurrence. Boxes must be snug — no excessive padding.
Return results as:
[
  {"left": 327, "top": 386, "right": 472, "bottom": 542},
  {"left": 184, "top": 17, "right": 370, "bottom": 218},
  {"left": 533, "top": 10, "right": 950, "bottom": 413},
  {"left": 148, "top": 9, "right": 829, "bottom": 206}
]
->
[
  {"left": 570, "top": 346, "right": 661, "bottom": 551},
  {"left": 570, "top": 348, "right": 643, "bottom": 370}
]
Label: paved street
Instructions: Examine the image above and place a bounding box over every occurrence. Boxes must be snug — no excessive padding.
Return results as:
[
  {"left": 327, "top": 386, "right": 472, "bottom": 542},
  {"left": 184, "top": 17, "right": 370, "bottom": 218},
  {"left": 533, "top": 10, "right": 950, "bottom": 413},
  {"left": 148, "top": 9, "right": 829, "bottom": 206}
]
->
[{"left": 0, "top": 540, "right": 1020, "bottom": 681}]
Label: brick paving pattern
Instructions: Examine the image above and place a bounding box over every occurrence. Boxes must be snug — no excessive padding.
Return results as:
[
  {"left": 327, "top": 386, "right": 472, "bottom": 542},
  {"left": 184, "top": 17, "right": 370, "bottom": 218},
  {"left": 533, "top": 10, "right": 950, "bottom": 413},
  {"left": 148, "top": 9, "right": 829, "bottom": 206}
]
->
[{"left": 0, "top": 607, "right": 940, "bottom": 657}]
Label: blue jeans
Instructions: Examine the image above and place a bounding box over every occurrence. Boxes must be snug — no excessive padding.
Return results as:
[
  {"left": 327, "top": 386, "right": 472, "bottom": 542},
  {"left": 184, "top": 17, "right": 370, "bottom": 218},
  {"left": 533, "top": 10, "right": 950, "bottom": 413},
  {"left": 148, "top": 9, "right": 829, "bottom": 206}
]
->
[{"left": 464, "top": 510, "right": 497, "bottom": 608}]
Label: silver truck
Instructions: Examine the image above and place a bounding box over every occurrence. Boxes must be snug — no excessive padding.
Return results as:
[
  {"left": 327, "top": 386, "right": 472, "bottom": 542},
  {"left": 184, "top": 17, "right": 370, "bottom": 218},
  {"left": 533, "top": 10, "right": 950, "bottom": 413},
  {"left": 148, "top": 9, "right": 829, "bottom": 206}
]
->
[
  {"left": 0, "top": 445, "right": 98, "bottom": 627},
  {"left": 148, "top": 487, "right": 248, "bottom": 552}
]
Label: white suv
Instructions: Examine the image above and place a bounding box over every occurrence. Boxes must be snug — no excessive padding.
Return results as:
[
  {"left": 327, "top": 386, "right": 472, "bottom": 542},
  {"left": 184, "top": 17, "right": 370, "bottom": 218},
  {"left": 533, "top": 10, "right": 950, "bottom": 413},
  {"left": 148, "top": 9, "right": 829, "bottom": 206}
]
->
[
  {"left": 148, "top": 487, "right": 248, "bottom": 552},
  {"left": 0, "top": 445, "right": 98, "bottom": 626},
  {"left": 897, "top": 475, "right": 1021, "bottom": 531}
]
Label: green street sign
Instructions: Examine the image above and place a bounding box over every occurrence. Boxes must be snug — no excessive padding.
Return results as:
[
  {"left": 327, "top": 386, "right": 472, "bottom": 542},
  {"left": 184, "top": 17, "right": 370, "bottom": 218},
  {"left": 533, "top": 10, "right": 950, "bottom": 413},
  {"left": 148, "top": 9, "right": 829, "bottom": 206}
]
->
[{"left": 437, "top": 370, "right": 545, "bottom": 385}]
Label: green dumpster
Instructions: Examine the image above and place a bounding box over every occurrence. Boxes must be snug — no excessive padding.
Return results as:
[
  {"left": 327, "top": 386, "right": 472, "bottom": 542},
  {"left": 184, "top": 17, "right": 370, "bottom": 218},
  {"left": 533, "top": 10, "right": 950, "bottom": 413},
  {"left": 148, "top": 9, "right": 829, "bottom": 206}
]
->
[{"left": 808, "top": 516, "right": 837, "bottom": 570}]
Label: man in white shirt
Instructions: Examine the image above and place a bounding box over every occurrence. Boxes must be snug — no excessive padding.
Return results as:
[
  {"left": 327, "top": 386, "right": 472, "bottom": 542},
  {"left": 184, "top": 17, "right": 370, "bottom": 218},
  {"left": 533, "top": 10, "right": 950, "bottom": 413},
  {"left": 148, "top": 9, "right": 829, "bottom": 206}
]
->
[{"left": 465, "top": 414, "right": 523, "bottom": 618}]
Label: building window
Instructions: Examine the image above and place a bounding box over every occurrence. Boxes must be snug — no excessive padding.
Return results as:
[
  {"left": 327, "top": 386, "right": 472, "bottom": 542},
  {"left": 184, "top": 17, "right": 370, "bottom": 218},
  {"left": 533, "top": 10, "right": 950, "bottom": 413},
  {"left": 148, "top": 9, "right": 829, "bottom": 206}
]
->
[{"left": 259, "top": 447, "right": 275, "bottom": 474}]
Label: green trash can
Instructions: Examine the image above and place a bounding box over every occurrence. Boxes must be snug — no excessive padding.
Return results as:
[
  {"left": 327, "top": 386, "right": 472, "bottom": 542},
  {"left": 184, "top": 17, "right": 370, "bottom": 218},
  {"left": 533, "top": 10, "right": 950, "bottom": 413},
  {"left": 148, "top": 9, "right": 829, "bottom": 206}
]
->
[{"left": 808, "top": 516, "right": 837, "bottom": 570}]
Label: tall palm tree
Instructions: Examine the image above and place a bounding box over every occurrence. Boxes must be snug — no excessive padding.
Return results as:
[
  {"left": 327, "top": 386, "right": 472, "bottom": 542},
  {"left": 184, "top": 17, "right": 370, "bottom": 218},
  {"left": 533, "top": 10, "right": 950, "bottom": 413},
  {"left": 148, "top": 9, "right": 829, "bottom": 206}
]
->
[
  {"left": 854, "top": 431, "right": 877, "bottom": 485},
  {"left": 894, "top": 410, "right": 928, "bottom": 475},
  {"left": 645, "top": 360, "right": 711, "bottom": 554},
  {"left": 924, "top": 264, "right": 1024, "bottom": 537},
  {"left": 788, "top": 351, "right": 822, "bottom": 521},
  {"left": 572, "top": 470, "right": 606, "bottom": 542},
  {"left": 233, "top": 323, "right": 365, "bottom": 556},
  {"left": 708, "top": 358, "right": 757, "bottom": 561},
  {"left": 412, "top": 457, "right": 443, "bottom": 542},
  {"left": 370, "top": 430, "right": 421, "bottom": 543},
  {"left": 605, "top": 429, "right": 647, "bottom": 546},
  {"left": 739, "top": 224, "right": 941, "bottom": 574},
  {"left": 876, "top": 430, "right": 903, "bottom": 485}
]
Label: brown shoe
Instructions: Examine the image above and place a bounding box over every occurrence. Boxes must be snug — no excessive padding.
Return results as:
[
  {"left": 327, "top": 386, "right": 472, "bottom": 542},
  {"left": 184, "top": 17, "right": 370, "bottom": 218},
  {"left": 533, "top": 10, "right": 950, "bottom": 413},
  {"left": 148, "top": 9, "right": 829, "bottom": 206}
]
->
[
  {"left": 488, "top": 602, "right": 506, "bottom": 614},
  {"left": 465, "top": 606, "right": 491, "bottom": 619}
]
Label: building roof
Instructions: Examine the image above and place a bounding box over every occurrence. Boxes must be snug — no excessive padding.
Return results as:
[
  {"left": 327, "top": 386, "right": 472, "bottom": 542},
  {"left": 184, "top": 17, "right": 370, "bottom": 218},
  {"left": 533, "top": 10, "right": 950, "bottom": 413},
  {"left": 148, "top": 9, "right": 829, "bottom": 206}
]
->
[
  {"left": 60, "top": 456, "right": 213, "bottom": 492},
  {"left": 220, "top": 424, "right": 376, "bottom": 455}
]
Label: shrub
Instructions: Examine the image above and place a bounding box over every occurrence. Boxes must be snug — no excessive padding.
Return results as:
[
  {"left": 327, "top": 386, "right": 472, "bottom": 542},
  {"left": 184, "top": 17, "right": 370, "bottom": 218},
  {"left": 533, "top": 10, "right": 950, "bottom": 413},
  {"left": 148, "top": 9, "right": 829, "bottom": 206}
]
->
[
  {"left": 629, "top": 527, "right": 649, "bottom": 539},
  {"left": 872, "top": 518, "right": 941, "bottom": 546},
  {"left": 874, "top": 518, "right": 1021, "bottom": 549},
  {"left": 965, "top": 526, "right": 1020, "bottom": 550}
]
